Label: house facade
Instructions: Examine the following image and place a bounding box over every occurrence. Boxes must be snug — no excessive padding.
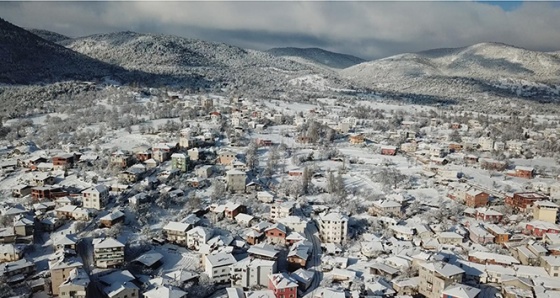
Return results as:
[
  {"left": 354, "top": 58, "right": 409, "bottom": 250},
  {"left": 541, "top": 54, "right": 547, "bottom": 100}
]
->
[
  {"left": 93, "top": 238, "right": 125, "bottom": 268},
  {"left": 317, "top": 212, "right": 348, "bottom": 244},
  {"left": 82, "top": 184, "right": 109, "bottom": 210}
]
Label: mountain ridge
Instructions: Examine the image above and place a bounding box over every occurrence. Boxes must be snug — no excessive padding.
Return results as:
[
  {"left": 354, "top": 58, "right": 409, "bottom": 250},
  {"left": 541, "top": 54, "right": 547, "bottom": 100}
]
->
[
  {"left": 340, "top": 42, "right": 560, "bottom": 102},
  {"left": 267, "top": 47, "right": 365, "bottom": 69}
]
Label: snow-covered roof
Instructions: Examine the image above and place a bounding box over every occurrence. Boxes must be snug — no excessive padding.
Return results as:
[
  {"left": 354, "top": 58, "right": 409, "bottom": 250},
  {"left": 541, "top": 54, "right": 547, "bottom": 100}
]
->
[
  {"left": 421, "top": 262, "right": 464, "bottom": 277},
  {"left": 93, "top": 237, "right": 125, "bottom": 249},
  {"left": 133, "top": 251, "right": 164, "bottom": 267},
  {"left": 442, "top": 284, "right": 481, "bottom": 298},
  {"left": 469, "top": 251, "right": 519, "bottom": 265},
  {"left": 163, "top": 221, "right": 191, "bottom": 232},
  {"left": 144, "top": 285, "right": 187, "bottom": 298},
  {"left": 269, "top": 272, "right": 298, "bottom": 289},
  {"left": 100, "top": 210, "right": 125, "bottom": 221},
  {"left": 319, "top": 212, "right": 348, "bottom": 222},
  {"left": 205, "top": 253, "right": 236, "bottom": 268}
]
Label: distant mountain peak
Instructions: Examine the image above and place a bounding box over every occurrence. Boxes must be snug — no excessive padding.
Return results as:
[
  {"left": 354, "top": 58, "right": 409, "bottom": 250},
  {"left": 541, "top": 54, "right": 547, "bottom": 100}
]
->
[
  {"left": 266, "top": 47, "right": 365, "bottom": 69},
  {"left": 26, "top": 28, "right": 71, "bottom": 43}
]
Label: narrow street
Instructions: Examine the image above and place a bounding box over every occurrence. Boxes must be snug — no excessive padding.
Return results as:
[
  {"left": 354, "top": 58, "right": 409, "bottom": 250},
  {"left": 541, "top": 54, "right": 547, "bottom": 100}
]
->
[{"left": 303, "top": 221, "right": 323, "bottom": 297}]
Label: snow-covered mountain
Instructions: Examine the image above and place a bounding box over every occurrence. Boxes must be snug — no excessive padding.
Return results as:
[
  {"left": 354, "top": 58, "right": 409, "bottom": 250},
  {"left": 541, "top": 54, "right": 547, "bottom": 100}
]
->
[
  {"left": 61, "top": 32, "right": 339, "bottom": 92},
  {"left": 0, "top": 18, "right": 133, "bottom": 84},
  {"left": 341, "top": 42, "right": 560, "bottom": 101},
  {"left": 267, "top": 47, "right": 365, "bottom": 69},
  {"left": 27, "top": 28, "right": 70, "bottom": 43}
]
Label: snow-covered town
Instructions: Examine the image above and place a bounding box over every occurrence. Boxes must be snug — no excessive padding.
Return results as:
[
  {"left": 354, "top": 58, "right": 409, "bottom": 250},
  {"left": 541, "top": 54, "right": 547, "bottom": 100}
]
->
[{"left": 1, "top": 88, "right": 560, "bottom": 298}]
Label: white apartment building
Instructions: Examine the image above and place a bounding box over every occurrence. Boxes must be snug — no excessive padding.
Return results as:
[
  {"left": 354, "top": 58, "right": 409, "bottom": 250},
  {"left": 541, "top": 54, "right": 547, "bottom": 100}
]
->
[
  {"left": 418, "top": 262, "right": 464, "bottom": 298},
  {"left": 82, "top": 184, "right": 109, "bottom": 210},
  {"left": 317, "top": 212, "right": 348, "bottom": 244},
  {"left": 205, "top": 253, "right": 237, "bottom": 283},
  {"left": 230, "top": 257, "right": 277, "bottom": 288},
  {"left": 93, "top": 237, "right": 125, "bottom": 268},
  {"left": 163, "top": 221, "right": 192, "bottom": 246},
  {"left": 187, "top": 227, "right": 214, "bottom": 250},
  {"left": 270, "top": 202, "right": 295, "bottom": 222},
  {"left": 369, "top": 200, "right": 402, "bottom": 216}
]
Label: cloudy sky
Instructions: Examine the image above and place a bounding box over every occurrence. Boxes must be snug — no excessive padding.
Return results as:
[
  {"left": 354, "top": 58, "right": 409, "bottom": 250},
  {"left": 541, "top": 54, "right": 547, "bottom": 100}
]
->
[{"left": 1, "top": 1, "right": 560, "bottom": 60}]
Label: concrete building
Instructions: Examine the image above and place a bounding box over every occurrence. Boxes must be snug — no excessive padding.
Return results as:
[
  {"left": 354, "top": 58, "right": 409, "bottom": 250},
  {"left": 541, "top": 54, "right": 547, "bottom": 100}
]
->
[
  {"left": 171, "top": 153, "right": 188, "bottom": 172},
  {"left": 317, "top": 212, "right": 348, "bottom": 244},
  {"left": 541, "top": 256, "right": 560, "bottom": 277},
  {"left": 49, "top": 255, "right": 83, "bottom": 296},
  {"left": 59, "top": 268, "right": 90, "bottom": 298},
  {"left": 82, "top": 184, "right": 109, "bottom": 210},
  {"left": 186, "top": 227, "right": 213, "bottom": 250},
  {"left": 369, "top": 200, "right": 402, "bottom": 216},
  {"left": 533, "top": 201, "right": 558, "bottom": 223},
  {"left": 162, "top": 221, "right": 192, "bottom": 246},
  {"left": 270, "top": 202, "right": 295, "bottom": 222},
  {"left": 205, "top": 253, "right": 237, "bottom": 283},
  {"left": 268, "top": 272, "right": 298, "bottom": 298},
  {"left": 226, "top": 169, "right": 247, "bottom": 192},
  {"left": 418, "top": 262, "right": 464, "bottom": 298},
  {"left": 230, "top": 257, "right": 277, "bottom": 288},
  {"left": 93, "top": 237, "right": 125, "bottom": 268}
]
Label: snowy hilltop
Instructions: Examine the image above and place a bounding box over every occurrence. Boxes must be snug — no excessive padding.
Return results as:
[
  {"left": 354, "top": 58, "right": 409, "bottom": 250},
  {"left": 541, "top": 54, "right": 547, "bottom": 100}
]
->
[
  {"left": 340, "top": 42, "right": 560, "bottom": 103},
  {"left": 267, "top": 47, "right": 365, "bottom": 69}
]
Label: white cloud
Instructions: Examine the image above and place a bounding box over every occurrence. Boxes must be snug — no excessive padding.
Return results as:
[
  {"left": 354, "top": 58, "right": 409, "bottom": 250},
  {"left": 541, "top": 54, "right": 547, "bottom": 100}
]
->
[{"left": 1, "top": 1, "right": 560, "bottom": 59}]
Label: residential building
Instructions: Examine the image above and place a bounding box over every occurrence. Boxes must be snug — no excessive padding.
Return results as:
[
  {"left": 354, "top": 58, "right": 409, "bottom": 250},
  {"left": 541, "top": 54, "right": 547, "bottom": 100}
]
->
[
  {"left": 369, "top": 200, "right": 402, "bottom": 216},
  {"left": 59, "top": 268, "right": 89, "bottom": 298},
  {"left": 52, "top": 153, "right": 76, "bottom": 170},
  {"left": 513, "top": 166, "right": 535, "bottom": 179},
  {"left": 268, "top": 272, "right": 298, "bottom": 298},
  {"left": 541, "top": 256, "right": 560, "bottom": 277},
  {"left": 468, "top": 225, "right": 495, "bottom": 245},
  {"left": 287, "top": 241, "right": 312, "bottom": 269},
  {"left": 152, "top": 143, "right": 177, "bottom": 162},
  {"left": 171, "top": 153, "right": 188, "bottom": 172},
  {"left": 525, "top": 220, "right": 560, "bottom": 237},
  {"left": 278, "top": 216, "right": 309, "bottom": 233},
  {"left": 205, "top": 253, "right": 236, "bottom": 283},
  {"left": 196, "top": 165, "right": 213, "bottom": 178},
  {"left": 226, "top": 169, "right": 247, "bottom": 192},
  {"left": 441, "top": 284, "right": 480, "bottom": 298},
  {"left": 265, "top": 223, "right": 288, "bottom": 245},
  {"left": 93, "top": 237, "right": 125, "bottom": 268},
  {"left": 163, "top": 221, "right": 192, "bottom": 245},
  {"left": 49, "top": 255, "right": 83, "bottom": 296},
  {"left": 317, "top": 212, "right": 348, "bottom": 244},
  {"left": 475, "top": 208, "right": 503, "bottom": 223},
  {"left": 468, "top": 252, "right": 519, "bottom": 266},
  {"left": 465, "top": 190, "right": 489, "bottom": 208},
  {"left": 187, "top": 227, "right": 213, "bottom": 250},
  {"left": 11, "top": 184, "right": 32, "bottom": 198},
  {"left": 533, "top": 201, "right": 558, "bottom": 223},
  {"left": 349, "top": 134, "right": 365, "bottom": 144},
  {"left": 187, "top": 148, "right": 199, "bottom": 161},
  {"left": 144, "top": 285, "right": 187, "bottom": 298},
  {"left": 270, "top": 202, "right": 295, "bottom": 221},
  {"left": 224, "top": 202, "right": 247, "bottom": 220},
  {"left": 437, "top": 232, "right": 463, "bottom": 245},
  {"left": 0, "top": 244, "right": 23, "bottom": 263},
  {"left": 230, "top": 257, "right": 277, "bottom": 289},
  {"left": 381, "top": 145, "right": 397, "bottom": 156},
  {"left": 418, "top": 262, "right": 464, "bottom": 298},
  {"left": 82, "top": 184, "right": 109, "bottom": 210},
  {"left": 506, "top": 192, "right": 548, "bottom": 212},
  {"left": 485, "top": 224, "right": 509, "bottom": 244},
  {"left": 99, "top": 210, "right": 126, "bottom": 228},
  {"left": 110, "top": 151, "right": 133, "bottom": 168},
  {"left": 218, "top": 150, "right": 236, "bottom": 166}
]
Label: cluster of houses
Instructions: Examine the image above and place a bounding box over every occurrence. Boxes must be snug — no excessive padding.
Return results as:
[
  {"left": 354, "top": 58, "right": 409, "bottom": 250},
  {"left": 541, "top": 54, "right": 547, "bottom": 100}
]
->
[{"left": 3, "top": 92, "right": 560, "bottom": 298}]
